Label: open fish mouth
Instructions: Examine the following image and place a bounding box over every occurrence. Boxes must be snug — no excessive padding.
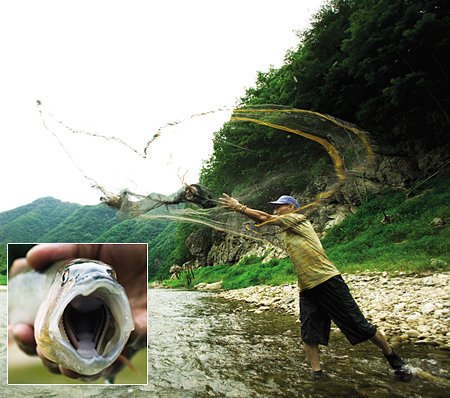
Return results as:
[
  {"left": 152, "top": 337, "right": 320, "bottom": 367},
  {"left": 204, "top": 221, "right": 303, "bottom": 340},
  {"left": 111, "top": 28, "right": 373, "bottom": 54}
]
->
[
  {"left": 61, "top": 294, "right": 115, "bottom": 358},
  {"left": 32, "top": 260, "right": 135, "bottom": 376}
]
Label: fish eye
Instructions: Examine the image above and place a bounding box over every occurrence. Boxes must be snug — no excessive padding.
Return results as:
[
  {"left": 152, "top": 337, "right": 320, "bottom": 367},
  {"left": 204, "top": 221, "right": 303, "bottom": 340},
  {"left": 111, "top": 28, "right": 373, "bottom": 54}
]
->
[
  {"left": 106, "top": 268, "right": 117, "bottom": 280},
  {"left": 61, "top": 269, "right": 70, "bottom": 285}
]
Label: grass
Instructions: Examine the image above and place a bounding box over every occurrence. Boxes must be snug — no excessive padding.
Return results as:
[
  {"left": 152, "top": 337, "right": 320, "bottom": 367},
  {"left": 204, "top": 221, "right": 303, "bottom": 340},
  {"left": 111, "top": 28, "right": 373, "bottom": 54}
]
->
[
  {"left": 163, "top": 170, "right": 450, "bottom": 289},
  {"left": 164, "top": 256, "right": 297, "bottom": 289},
  {"left": 322, "top": 172, "right": 450, "bottom": 274}
]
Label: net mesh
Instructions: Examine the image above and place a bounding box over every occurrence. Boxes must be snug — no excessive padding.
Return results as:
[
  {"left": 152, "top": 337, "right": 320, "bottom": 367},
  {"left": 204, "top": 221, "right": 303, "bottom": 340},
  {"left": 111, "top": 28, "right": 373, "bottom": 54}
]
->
[
  {"left": 229, "top": 105, "right": 376, "bottom": 218},
  {"left": 38, "top": 102, "right": 376, "bottom": 247}
]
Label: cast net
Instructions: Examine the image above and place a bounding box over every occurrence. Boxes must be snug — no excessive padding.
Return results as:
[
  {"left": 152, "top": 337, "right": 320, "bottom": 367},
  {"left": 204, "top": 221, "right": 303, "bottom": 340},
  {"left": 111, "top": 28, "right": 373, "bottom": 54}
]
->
[{"left": 37, "top": 101, "right": 376, "bottom": 247}]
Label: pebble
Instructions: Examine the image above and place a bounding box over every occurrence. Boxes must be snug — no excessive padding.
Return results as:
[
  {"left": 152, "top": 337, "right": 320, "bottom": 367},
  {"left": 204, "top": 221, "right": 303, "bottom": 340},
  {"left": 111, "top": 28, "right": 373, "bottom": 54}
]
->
[{"left": 215, "top": 271, "right": 450, "bottom": 349}]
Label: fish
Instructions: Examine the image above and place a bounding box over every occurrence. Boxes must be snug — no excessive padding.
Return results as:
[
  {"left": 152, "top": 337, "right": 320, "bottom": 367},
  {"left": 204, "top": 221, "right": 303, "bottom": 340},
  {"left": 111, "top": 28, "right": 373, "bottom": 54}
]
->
[{"left": 8, "top": 258, "right": 135, "bottom": 379}]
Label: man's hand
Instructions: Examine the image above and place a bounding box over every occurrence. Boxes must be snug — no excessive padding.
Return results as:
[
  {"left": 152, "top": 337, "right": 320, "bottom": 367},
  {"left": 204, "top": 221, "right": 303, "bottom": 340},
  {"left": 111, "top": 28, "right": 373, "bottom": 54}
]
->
[{"left": 218, "top": 193, "right": 240, "bottom": 210}]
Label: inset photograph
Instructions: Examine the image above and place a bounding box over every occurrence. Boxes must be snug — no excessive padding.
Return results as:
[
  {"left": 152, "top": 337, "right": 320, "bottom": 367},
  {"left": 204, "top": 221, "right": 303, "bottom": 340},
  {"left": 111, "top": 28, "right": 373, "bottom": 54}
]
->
[{"left": 7, "top": 243, "right": 148, "bottom": 385}]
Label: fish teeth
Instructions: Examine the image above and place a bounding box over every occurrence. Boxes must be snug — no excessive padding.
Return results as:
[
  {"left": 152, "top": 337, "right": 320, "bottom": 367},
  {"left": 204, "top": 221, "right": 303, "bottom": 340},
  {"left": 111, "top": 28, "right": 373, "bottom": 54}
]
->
[
  {"left": 94, "top": 304, "right": 112, "bottom": 355},
  {"left": 61, "top": 295, "right": 112, "bottom": 353}
]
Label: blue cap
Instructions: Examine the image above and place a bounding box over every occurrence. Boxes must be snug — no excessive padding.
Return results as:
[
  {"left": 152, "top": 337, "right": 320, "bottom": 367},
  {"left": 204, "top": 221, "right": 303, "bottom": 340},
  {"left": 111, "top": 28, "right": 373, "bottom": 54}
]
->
[{"left": 267, "top": 195, "right": 299, "bottom": 209}]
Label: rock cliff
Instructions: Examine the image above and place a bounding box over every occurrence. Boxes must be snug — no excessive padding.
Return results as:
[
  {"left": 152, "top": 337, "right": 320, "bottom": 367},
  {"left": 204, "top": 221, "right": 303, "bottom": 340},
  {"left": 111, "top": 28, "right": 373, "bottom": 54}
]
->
[{"left": 185, "top": 149, "right": 450, "bottom": 269}]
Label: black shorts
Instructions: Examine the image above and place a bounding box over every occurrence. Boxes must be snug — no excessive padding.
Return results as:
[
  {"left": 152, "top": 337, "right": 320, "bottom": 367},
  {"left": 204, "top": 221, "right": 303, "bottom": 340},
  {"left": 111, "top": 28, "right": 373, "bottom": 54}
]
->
[{"left": 299, "top": 275, "right": 377, "bottom": 346}]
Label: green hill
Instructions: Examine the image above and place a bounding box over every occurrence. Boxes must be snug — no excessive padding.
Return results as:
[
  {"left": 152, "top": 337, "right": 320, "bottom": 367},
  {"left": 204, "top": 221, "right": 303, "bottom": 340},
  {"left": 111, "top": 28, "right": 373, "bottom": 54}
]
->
[
  {"left": 0, "top": 197, "right": 173, "bottom": 282},
  {"left": 0, "top": 197, "right": 81, "bottom": 243},
  {"left": 38, "top": 204, "right": 119, "bottom": 243}
]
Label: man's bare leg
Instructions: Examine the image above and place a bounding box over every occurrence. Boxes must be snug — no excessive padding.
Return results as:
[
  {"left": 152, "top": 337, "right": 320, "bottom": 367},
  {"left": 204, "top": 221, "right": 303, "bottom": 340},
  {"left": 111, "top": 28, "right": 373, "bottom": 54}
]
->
[
  {"left": 369, "top": 330, "right": 412, "bottom": 380},
  {"left": 368, "top": 330, "right": 392, "bottom": 355},
  {"left": 304, "top": 342, "right": 321, "bottom": 372}
]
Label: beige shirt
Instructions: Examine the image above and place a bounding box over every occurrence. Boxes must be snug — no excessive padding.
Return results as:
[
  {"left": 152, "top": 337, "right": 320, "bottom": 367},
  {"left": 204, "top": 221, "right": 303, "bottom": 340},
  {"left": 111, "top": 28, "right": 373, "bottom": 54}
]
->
[{"left": 279, "top": 213, "right": 340, "bottom": 292}]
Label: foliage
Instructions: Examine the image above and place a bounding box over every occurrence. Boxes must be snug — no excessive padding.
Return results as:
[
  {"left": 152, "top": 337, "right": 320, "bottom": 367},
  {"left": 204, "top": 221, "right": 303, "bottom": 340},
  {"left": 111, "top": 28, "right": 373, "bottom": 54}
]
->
[
  {"left": 148, "top": 223, "right": 177, "bottom": 282},
  {"left": 164, "top": 256, "right": 297, "bottom": 290},
  {"left": 151, "top": 221, "right": 213, "bottom": 282},
  {"left": 95, "top": 217, "right": 170, "bottom": 243},
  {"left": 340, "top": 0, "right": 450, "bottom": 146},
  {"left": 202, "top": 0, "right": 450, "bottom": 200},
  {"left": 38, "top": 204, "right": 120, "bottom": 243},
  {"left": 168, "top": 223, "right": 197, "bottom": 266},
  {"left": 0, "top": 244, "right": 6, "bottom": 277},
  {"left": 200, "top": 121, "right": 331, "bottom": 208},
  {"left": 244, "top": 0, "right": 449, "bottom": 146},
  {"left": 0, "top": 197, "right": 81, "bottom": 243},
  {"left": 322, "top": 171, "right": 450, "bottom": 272}
]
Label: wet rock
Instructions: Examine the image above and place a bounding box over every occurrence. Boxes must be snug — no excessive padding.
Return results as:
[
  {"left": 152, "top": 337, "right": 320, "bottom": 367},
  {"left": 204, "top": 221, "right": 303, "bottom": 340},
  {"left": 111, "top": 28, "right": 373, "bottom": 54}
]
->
[{"left": 194, "top": 282, "right": 208, "bottom": 290}]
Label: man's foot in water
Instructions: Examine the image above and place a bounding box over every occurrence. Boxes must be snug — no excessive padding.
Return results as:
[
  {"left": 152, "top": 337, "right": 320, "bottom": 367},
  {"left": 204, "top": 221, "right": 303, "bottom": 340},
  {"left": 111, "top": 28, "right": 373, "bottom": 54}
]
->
[
  {"left": 312, "top": 369, "right": 324, "bottom": 378},
  {"left": 393, "top": 365, "right": 413, "bottom": 382},
  {"left": 384, "top": 350, "right": 412, "bottom": 382}
]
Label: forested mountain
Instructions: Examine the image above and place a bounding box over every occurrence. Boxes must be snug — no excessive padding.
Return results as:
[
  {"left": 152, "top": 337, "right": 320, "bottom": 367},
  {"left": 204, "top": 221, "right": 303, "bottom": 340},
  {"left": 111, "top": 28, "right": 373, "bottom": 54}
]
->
[
  {"left": 0, "top": 197, "right": 81, "bottom": 243},
  {"left": 2, "top": 0, "right": 448, "bottom": 282},
  {"left": 37, "top": 204, "right": 119, "bottom": 243},
  {"left": 244, "top": 0, "right": 448, "bottom": 147},
  {"left": 200, "top": 0, "right": 449, "bottom": 201},
  {"left": 0, "top": 197, "right": 173, "bottom": 280}
]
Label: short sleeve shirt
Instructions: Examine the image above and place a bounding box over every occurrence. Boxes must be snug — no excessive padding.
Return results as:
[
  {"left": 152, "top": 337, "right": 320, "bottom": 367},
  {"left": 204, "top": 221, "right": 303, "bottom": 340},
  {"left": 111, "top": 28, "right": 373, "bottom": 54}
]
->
[{"left": 279, "top": 213, "right": 340, "bottom": 292}]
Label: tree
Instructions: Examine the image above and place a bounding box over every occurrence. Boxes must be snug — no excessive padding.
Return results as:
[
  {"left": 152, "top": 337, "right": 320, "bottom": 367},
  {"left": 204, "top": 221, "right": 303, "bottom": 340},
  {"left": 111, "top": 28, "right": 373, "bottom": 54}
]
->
[
  {"left": 202, "top": 0, "right": 450, "bottom": 198},
  {"left": 342, "top": 0, "right": 450, "bottom": 147}
]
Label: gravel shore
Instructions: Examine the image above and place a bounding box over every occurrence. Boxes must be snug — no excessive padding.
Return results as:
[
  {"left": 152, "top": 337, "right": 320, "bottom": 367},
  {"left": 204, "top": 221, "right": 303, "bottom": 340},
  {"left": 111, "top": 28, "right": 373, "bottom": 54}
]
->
[{"left": 215, "top": 271, "right": 450, "bottom": 349}]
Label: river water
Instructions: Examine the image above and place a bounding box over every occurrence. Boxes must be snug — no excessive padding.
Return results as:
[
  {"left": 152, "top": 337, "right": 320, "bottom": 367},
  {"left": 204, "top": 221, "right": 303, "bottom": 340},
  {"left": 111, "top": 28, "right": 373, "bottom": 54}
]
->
[{"left": 1, "top": 289, "right": 450, "bottom": 397}]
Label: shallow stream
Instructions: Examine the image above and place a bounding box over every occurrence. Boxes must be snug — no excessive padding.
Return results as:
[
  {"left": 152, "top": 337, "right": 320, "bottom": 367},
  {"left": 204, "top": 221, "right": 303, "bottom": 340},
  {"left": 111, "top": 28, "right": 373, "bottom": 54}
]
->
[{"left": 2, "top": 289, "right": 450, "bottom": 397}]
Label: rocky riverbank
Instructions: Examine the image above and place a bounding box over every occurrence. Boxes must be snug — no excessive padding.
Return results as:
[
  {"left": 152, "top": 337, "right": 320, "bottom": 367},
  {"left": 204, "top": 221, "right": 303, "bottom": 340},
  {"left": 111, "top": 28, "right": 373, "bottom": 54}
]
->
[{"left": 214, "top": 271, "right": 450, "bottom": 349}]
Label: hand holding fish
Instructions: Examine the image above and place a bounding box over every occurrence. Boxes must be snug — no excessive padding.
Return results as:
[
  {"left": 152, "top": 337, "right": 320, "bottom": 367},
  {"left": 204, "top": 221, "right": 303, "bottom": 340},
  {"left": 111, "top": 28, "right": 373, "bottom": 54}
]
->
[{"left": 8, "top": 243, "right": 147, "bottom": 383}]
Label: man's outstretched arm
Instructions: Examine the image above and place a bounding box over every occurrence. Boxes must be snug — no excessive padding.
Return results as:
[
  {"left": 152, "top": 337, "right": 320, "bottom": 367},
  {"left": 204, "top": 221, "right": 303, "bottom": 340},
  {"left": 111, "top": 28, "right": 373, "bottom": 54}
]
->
[{"left": 219, "top": 193, "right": 282, "bottom": 226}]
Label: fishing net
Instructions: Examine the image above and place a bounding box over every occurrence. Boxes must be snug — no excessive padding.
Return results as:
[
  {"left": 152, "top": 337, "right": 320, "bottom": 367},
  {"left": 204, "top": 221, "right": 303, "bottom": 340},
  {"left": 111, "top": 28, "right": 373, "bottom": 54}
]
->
[
  {"left": 37, "top": 101, "right": 376, "bottom": 247},
  {"left": 230, "top": 105, "right": 376, "bottom": 210},
  {"left": 100, "top": 184, "right": 216, "bottom": 221}
]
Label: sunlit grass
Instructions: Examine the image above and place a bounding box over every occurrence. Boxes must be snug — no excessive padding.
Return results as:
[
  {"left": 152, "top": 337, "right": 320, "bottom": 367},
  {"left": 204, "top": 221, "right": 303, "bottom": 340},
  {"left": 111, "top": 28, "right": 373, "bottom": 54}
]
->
[{"left": 164, "top": 256, "right": 297, "bottom": 290}]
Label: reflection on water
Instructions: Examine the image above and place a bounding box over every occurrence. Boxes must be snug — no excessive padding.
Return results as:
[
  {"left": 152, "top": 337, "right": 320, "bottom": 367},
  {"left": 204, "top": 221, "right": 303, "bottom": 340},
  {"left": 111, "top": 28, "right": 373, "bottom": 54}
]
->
[{"left": 1, "top": 289, "right": 450, "bottom": 397}]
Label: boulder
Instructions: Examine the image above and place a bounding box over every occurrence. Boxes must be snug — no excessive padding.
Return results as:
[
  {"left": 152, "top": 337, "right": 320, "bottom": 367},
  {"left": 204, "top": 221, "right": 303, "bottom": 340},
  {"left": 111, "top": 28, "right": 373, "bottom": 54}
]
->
[
  {"left": 406, "top": 330, "right": 420, "bottom": 338},
  {"left": 421, "top": 303, "right": 436, "bottom": 314},
  {"left": 200, "top": 280, "right": 223, "bottom": 291}
]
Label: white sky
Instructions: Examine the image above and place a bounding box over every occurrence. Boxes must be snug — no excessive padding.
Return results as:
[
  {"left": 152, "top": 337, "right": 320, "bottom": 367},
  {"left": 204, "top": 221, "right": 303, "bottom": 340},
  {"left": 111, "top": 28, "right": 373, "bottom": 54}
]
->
[{"left": 0, "top": 0, "right": 325, "bottom": 213}]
